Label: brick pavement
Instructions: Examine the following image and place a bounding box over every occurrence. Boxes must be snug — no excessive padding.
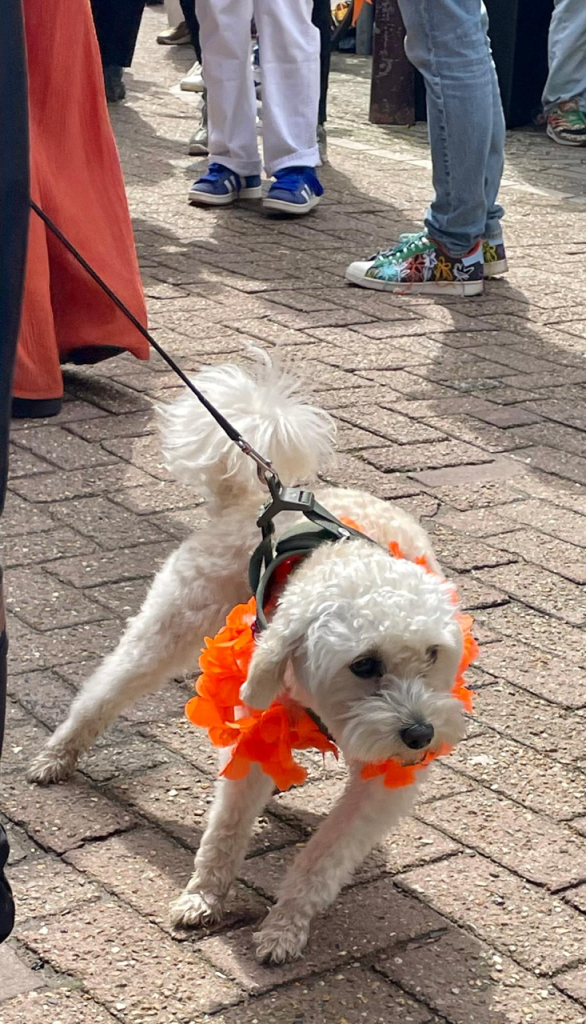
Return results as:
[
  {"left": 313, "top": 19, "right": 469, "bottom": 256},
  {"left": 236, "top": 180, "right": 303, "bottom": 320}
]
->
[{"left": 2, "top": 9, "right": 586, "bottom": 1022}]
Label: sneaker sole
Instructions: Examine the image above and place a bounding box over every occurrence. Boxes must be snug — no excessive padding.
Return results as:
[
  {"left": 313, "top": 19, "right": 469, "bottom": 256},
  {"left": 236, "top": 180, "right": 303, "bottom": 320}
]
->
[
  {"left": 484, "top": 258, "right": 509, "bottom": 278},
  {"left": 263, "top": 195, "right": 321, "bottom": 216},
  {"left": 188, "top": 144, "right": 209, "bottom": 157},
  {"left": 345, "top": 268, "right": 483, "bottom": 296},
  {"left": 157, "top": 36, "right": 191, "bottom": 45},
  {"left": 188, "top": 186, "right": 262, "bottom": 206},
  {"left": 546, "top": 123, "right": 586, "bottom": 146},
  {"left": 180, "top": 81, "right": 205, "bottom": 93}
]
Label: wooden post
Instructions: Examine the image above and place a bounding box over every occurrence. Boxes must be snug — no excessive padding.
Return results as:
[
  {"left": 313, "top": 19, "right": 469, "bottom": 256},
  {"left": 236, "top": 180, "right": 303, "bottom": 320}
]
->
[{"left": 369, "top": 0, "right": 414, "bottom": 125}]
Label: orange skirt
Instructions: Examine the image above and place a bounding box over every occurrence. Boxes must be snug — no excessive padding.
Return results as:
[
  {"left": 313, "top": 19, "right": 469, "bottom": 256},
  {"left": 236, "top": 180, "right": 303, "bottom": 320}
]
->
[{"left": 14, "top": 0, "right": 149, "bottom": 409}]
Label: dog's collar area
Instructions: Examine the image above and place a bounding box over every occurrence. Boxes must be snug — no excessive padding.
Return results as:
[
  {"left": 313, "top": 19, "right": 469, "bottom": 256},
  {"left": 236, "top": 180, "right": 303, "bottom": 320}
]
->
[{"left": 250, "top": 480, "right": 377, "bottom": 632}]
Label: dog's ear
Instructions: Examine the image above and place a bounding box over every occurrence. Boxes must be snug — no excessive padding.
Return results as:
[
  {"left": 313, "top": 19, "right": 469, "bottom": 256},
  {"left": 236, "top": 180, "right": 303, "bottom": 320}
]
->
[{"left": 240, "top": 613, "right": 304, "bottom": 710}]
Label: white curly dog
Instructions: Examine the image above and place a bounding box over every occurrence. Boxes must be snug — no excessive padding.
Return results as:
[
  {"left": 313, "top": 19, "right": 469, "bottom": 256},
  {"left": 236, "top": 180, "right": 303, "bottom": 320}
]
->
[{"left": 28, "top": 356, "right": 467, "bottom": 964}]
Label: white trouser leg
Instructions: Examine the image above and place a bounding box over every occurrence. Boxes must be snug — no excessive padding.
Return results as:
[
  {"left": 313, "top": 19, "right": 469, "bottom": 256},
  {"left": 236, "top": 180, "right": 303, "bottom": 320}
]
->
[
  {"left": 197, "top": 0, "right": 261, "bottom": 176},
  {"left": 254, "top": 0, "right": 320, "bottom": 177}
]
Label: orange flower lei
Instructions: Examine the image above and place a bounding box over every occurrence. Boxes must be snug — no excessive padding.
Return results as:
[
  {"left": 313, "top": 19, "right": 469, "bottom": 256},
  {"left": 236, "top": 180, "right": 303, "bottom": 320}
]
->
[{"left": 186, "top": 529, "right": 478, "bottom": 792}]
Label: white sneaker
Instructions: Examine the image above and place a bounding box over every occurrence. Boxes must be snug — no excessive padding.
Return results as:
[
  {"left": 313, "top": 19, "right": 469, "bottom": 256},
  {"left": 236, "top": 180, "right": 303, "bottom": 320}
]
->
[
  {"left": 180, "top": 62, "right": 205, "bottom": 93},
  {"left": 188, "top": 126, "right": 209, "bottom": 156}
]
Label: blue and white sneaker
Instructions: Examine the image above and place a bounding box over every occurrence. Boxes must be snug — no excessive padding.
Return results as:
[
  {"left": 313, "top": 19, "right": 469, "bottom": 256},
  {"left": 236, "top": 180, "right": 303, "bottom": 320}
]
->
[
  {"left": 188, "top": 163, "right": 262, "bottom": 207},
  {"left": 263, "top": 167, "right": 323, "bottom": 216}
]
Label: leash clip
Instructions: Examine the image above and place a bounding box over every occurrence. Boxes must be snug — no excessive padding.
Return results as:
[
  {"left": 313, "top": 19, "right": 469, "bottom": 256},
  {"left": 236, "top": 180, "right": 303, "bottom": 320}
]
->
[{"left": 257, "top": 484, "right": 317, "bottom": 530}]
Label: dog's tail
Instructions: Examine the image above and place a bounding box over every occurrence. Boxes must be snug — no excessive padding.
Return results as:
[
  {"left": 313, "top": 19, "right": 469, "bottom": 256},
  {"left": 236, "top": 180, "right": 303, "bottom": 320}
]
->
[{"left": 157, "top": 351, "right": 336, "bottom": 507}]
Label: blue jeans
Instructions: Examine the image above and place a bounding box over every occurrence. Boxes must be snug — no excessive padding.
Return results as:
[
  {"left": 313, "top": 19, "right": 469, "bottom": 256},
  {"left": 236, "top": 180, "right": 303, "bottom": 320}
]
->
[
  {"left": 542, "top": 0, "right": 586, "bottom": 114},
  {"left": 396, "top": 0, "right": 505, "bottom": 255}
]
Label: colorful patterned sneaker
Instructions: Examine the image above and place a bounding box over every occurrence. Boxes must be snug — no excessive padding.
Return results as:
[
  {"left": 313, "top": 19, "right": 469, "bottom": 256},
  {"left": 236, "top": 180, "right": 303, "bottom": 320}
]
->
[
  {"left": 398, "top": 230, "right": 508, "bottom": 279},
  {"left": 263, "top": 167, "right": 324, "bottom": 216},
  {"left": 188, "top": 164, "right": 262, "bottom": 206},
  {"left": 483, "top": 236, "right": 508, "bottom": 278},
  {"left": 346, "top": 232, "right": 484, "bottom": 295},
  {"left": 547, "top": 100, "right": 586, "bottom": 146}
]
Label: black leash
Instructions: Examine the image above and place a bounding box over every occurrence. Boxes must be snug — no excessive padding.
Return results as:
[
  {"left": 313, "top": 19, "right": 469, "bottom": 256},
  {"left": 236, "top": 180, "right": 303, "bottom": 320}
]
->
[{"left": 30, "top": 199, "right": 276, "bottom": 487}]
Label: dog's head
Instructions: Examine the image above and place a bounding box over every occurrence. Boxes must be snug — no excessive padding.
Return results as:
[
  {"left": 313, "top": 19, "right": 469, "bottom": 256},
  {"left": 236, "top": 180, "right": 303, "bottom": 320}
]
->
[{"left": 240, "top": 540, "right": 467, "bottom": 765}]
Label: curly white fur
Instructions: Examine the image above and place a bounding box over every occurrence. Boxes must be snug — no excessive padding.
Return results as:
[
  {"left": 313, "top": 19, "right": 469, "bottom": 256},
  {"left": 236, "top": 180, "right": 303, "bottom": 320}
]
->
[{"left": 28, "top": 357, "right": 469, "bottom": 964}]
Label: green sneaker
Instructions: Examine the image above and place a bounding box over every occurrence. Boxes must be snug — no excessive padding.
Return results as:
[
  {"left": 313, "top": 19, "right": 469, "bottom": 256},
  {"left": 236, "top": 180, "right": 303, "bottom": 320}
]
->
[
  {"left": 547, "top": 100, "right": 586, "bottom": 147},
  {"left": 346, "top": 232, "right": 484, "bottom": 296}
]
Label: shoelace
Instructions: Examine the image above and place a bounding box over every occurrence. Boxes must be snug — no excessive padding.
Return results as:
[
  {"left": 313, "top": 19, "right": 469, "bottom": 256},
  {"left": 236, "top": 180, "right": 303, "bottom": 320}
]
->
[
  {"left": 373, "top": 230, "right": 429, "bottom": 261},
  {"left": 550, "top": 109, "right": 586, "bottom": 131}
]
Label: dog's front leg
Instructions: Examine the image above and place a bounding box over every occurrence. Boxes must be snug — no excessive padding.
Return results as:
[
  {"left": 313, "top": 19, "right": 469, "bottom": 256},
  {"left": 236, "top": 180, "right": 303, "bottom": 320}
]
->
[
  {"left": 254, "top": 770, "right": 419, "bottom": 963},
  {"left": 170, "top": 762, "right": 275, "bottom": 929}
]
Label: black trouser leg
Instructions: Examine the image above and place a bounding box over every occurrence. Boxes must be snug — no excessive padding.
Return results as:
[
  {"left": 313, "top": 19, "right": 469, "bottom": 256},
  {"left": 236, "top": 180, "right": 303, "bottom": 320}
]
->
[
  {"left": 90, "top": 0, "right": 146, "bottom": 67},
  {"left": 0, "top": 0, "right": 29, "bottom": 945},
  {"left": 312, "top": 0, "right": 331, "bottom": 125},
  {"left": 180, "top": 0, "right": 201, "bottom": 62}
]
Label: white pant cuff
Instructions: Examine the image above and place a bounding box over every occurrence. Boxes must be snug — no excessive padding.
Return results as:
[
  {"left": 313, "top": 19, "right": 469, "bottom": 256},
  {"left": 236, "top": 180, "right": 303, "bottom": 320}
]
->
[
  {"left": 208, "top": 155, "right": 262, "bottom": 178},
  {"left": 267, "top": 146, "right": 320, "bottom": 177}
]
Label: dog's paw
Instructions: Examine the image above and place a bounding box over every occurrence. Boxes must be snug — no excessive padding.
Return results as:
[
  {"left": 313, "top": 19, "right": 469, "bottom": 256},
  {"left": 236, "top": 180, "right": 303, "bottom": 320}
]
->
[
  {"left": 254, "top": 915, "right": 309, "bottom": 964},
  {"left": 169, "top": 890, "right": 224, "bottom": 930},
  {"left": 27, "top": 747, "right": 77, "bottom": 785}
]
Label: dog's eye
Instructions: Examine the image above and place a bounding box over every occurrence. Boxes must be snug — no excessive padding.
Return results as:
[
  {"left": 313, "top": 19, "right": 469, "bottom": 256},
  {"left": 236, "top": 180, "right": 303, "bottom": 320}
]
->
[
  {"left": 350, "top": 656, "right": 385, "bottom": 679},
  {"left": 427, "top": 645, "right": 439, "bottom": 664}
]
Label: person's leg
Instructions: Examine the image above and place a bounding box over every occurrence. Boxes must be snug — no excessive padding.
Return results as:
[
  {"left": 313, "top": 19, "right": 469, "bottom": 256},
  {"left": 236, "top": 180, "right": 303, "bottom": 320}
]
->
[
  {"left": 197, "top": 0, "right": 260, "bottom": 177},
  {"left": 255, "top": 0, "right": 320, "bottom": 176},
  {"left": 482, "top": 3, "right": 505, "bottom": 246},
  {"left": 397, "top": 0, "right": 502, "bottom": 256},
  {"left": 312, "top": 0, "right": 332, "bottom": 126},
  {"left": 90, "top": 0, "right": 146, "bottom": 67},
  {"left": 179, "top": 0, "right": 202, "bottom": 61},
  {"left": 543, "top": 0, "right": 586, "bottom": 113}
]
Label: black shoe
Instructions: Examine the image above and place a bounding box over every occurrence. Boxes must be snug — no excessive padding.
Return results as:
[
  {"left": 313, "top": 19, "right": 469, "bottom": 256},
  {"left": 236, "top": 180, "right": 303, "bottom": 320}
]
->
[{"left": 103, "top": 65, "right": 126, "bottom": 104}]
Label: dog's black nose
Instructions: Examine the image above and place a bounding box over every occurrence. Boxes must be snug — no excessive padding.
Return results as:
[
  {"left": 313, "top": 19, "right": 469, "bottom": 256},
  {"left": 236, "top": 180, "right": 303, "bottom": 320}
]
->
[{"left": 400, "top": 722, "right": 435, "bottom": 750}]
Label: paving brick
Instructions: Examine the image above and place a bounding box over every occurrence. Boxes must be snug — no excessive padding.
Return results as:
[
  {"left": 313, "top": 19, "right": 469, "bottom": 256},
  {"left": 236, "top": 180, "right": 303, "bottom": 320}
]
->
[
  {"left": 1, "top": 775, "right": 136, "bottom": 853},
  {"left": 429, "top": 525, "right": 519, "bottom": 572},
  {"left": 47, "top": 495, "right": 169, "bottom": 550},
  {"left": 565, "top": 883, "right": 586, "bottom": 913},
  {"left": 319, "top": 454, "right": 419, "bottom": 498},
  {"left": 2, "top": 492, "right": 55, "bottom": 537},
  {"left": 411, "top": 457, "right": 526, "bottom": 490},
  {"left": 418, "top": 785, "right": 586, "bottom": 889},
  {"left": 196, "top": 879, "right": 446, "bottom": 993},
  {"left": 9, "top": 855, "right": 100, "bottom": 920},
  {"left": 110, "top": 479, "right": 204, "bottom": 515},
  {"left": 66, "top": 827, "right": 266, "bottom": 934},
  {"left": 478, "top": 602, "right": 586, "bottom": 665},
  {"left": 9, "top": 463, "right": 154, "bottom": 503},
  {"left": 361, "top": 441, "right": 494, "bottom": 474},
  {"left": 7, "top": 445, "right": 53, "bottom": 478},
  {"left": 447, "top": 731, "right": 586, "bottom": 820},
  {"left": 17, "top": 898, "right": 241, "bottom": 1020},
  {"left": 139, "top": 717, "right": 220, "bottom": 776},
  {"left": 472, "top": 680, "right": 586, "bottom": 764},
  {"left": 88, "top": 577, "right": 150, "bottom": 619},
  {"left": 358, "top": 368, "right": 457, "bottom": 400},
  {"left": 6, "top": 568, "right": 109, "bottom": 630},
  {"left": 555, "top": 967, "right": 586, "bottom": 1008},
  {"left": 63, "top": 374, "right": 152, "bottom": 413},
  {"left": 7, "top": 615, "right": 122, "bottom": 674},
  {"left": 101, "top": 435, "right": 170, "bottom": 481},
  {"left": 525, "top": 398, "right": 586, "bottom": 432},
  {"left": 12, "top": 427, "right": 116, "bottom": 471},
  {"left": 1, "top": 526, "right": 101, "bottom": 570},
  {"left": 43, "top": 540, "right": 175, "bottom": 588},
  {"left": 476, "top": 563, "right": 586, "bottom": 626},
  {"left": 479, "top": 638, "right": 586, "bottom": 707},
  {"left": 213, "top": 965, "right": 433, "bottom": 1023},
  {"left": 66, "top": 409, "right": 155, "bottom": 442},
  {"left": 496, "top": 528, "right": 586, "bottom": 584},
  {"left": 426, "top": 415, "right": 529, "bottom": 453},
  {"left": 240, "top": 818, "right": 460, "bottom": 898},
  {"left": 337, "top": 407, "right": 446, "bottom": 444},
  {"left": 0, "top": 990, "right": 118, "bottom": 1024},
  {"left": 497, "top": 498, "right": 586, "bottom": 547},
  {"left": 0, "top": 947, "right": 45, "bottom": 1004},
  {"left": 107, "top": 764, "right": 301, "bottom": 853},
  {"left": 511, "top": 470, "right": 586, "bottom": 516},
  {"left": 516, "top": 446, "right": 586, "bottom": 487},
  {"left": 376, "top": 926, "right": 585, "bottom": 1023},
  {"left": 434, "top": 505, "right": 522, "bottom": 538}
]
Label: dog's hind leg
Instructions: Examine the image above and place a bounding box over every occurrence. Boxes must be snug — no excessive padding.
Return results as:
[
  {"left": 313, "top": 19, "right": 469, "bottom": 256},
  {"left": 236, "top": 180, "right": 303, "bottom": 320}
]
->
[
  {"left": 27, "top": 530, "right": 250, "bottom": 785},
  {"left": 170, "top": 764, "right": 274, "bottom": 929},
  {"left": 254, "top": 770, "right": 418, "bottom": 963}
]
